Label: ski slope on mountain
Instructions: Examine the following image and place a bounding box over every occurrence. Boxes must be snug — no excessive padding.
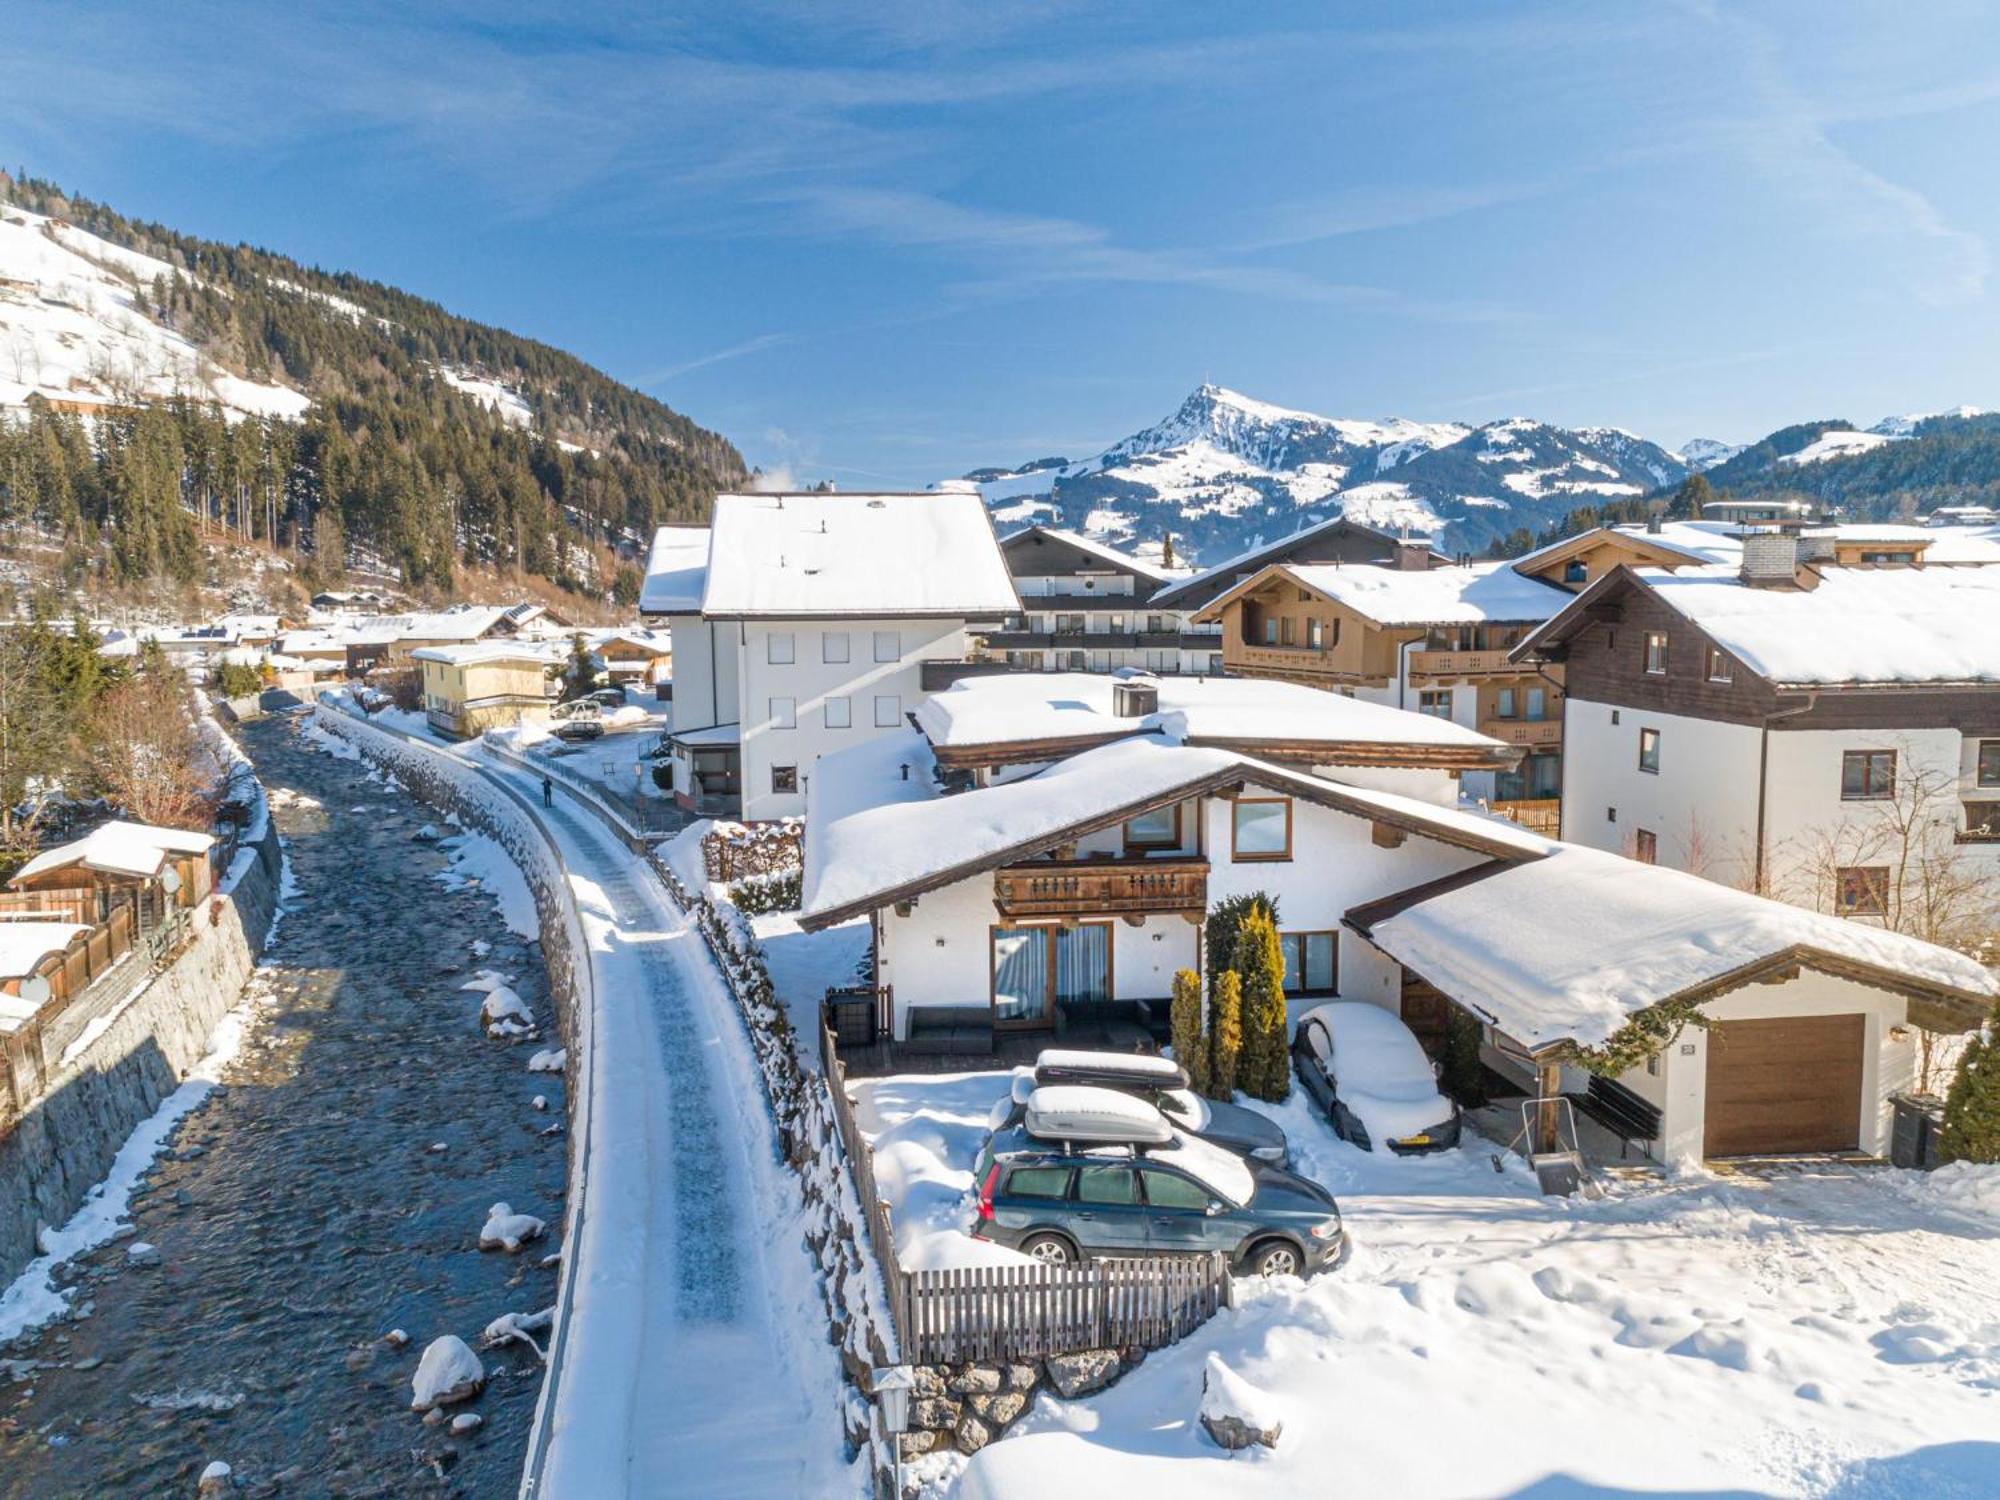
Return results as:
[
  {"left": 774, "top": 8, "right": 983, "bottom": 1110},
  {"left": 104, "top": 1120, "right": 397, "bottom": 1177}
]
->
[{"left": 0, "top": 205, "right": 310, "bottom": 420}]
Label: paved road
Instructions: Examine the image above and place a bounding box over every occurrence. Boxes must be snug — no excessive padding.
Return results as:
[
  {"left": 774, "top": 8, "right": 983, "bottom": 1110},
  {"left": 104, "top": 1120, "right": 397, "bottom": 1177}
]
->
[
  {"left": 0, "top": 713, "right": 566, "bottom": 1496},
  {"left": 476, "top": 758, "right": 852, "bottom": 1498}
]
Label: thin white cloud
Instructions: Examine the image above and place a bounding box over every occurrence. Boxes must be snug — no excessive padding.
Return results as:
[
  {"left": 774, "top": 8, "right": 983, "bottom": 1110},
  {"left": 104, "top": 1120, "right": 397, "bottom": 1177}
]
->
[{"left": 631, "top": 333, "right": 794, "bottom": 386}]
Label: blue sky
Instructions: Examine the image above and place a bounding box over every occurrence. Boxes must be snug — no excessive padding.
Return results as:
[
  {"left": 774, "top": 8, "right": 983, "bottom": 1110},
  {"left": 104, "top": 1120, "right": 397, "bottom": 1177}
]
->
[{"left": 7, "top": 1, "right": 2000, "bottom": 484}]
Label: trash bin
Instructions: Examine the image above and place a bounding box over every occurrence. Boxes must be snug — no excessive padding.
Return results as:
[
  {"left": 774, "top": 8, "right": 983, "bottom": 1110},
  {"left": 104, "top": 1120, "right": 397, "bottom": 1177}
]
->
[{"left": 1888, "top": 1092, "right": 1946, "bottom": 1170}]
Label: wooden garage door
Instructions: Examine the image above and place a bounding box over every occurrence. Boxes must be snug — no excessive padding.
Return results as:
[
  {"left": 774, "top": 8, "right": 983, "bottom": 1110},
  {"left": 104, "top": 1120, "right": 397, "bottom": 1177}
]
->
[{"left": 1703, "top": 1014, "right": 1865, "bottom": 1157}]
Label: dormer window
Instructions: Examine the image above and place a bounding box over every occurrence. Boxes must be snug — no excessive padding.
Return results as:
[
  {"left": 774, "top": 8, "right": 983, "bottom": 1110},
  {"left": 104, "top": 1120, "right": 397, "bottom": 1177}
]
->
[{"left": 1706, "top": 646, "right": 1732, "bottom": 683}]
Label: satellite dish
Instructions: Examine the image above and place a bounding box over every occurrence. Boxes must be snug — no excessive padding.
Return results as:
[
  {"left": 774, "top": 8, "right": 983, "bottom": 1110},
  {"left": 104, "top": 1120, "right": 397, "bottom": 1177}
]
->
[
  {"left": 19, "top": 974, "right": 50, "bottom": 1007},
  {"left": 159, "top": 866, "right": 183, "bottom": 895}
]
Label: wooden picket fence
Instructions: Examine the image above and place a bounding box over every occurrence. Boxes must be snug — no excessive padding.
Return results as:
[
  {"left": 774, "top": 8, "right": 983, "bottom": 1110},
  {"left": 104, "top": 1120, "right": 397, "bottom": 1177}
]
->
[{"left": 820, "top": 1018, "right": 1232, "bottom": 1368}]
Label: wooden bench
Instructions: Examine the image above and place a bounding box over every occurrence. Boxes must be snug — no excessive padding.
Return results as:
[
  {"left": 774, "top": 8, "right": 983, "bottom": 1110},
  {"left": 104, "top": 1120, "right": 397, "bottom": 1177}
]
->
[{"left": 1567, "top": 1075, "right": 1663, "bottom": 1159}]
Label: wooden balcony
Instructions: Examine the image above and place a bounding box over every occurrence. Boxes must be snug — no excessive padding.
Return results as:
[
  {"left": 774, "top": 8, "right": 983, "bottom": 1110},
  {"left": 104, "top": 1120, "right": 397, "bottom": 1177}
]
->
[
  {"left": 993, "top": 856, "right": 1208, "bottom": 920},
  {"left": 1489, "top": 798, "right": 1561, "bottom": 835},
  {"left": 1479, "top": 718, "right": 1563, "bottom": 747},
  {"left": 1408, "top": 648, "right": 1524, "bottom": 680}
]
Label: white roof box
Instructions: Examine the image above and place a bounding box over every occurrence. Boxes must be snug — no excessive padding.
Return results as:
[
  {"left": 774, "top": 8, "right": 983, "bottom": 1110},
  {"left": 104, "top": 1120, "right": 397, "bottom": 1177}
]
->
[
  {"left": 1035, "top": 1049, "right": 1188, "bottom": 1089},
  {"left": 1023, "top": 1085, "right": 1174, "bottom": 1146}
]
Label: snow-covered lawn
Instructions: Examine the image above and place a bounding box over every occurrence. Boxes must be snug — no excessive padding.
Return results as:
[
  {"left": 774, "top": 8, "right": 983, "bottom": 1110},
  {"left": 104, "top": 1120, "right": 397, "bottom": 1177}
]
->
[
  {"left": 749, "top": 909, "right": 869, "bottom": 1056},
  {"left": 856, "top": 1070, "right": 2000, "bottom": 1498}
]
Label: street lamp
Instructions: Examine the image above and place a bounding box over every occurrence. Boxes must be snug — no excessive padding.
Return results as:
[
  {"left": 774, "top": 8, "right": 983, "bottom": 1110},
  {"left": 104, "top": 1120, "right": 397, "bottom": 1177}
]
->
[{"left": 871, "top": 1364, "right": 916, "bottom": 1499}]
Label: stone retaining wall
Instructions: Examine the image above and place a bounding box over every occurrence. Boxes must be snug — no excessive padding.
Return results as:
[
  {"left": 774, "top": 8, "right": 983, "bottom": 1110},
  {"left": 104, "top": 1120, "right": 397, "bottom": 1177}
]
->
[
  {"left": 0, "top": 816, "right": 283, "bottom": 1285},
  {"left": 899, "top": 1348, "right": 1137, "bottom": 1459}
]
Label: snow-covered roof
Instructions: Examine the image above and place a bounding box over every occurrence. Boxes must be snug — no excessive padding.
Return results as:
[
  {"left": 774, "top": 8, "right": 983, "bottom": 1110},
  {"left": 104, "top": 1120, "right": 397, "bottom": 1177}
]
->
[
  {"left": 1914, "top": 525, "right": 2000, "bottom": 565},
  {"left": 800, "top": 733, "right": 1550, "bottom": 928},
  {"left": 278, "top": 629, "right": 352, "bottom": 655},
  {"left": 1513, "top": 521, "right": 1745, "bottom": 573},
  {"left": 1641, "top": 564, "right": 2000, "bottom": 685},
  {"left": 0, "top": 921, "right": 89, "bottom": 981},
  {"left": 913, "top": 672, "right": 1509, "bottom": 762},
  {"left": 1150, "top": 513, "right": 1425, "bottom": 610},
  {"left": 668, "top": 722, "right": 741, "bottom": 748},
  {"left": 700, "top": 492, "right": 1018, "bottom": 619},
  {"left": 410, "top": 641, "right": 555, "bottom": 668},
  {"left": 1351, "top": 845, "right": 2000, "bottom": 1052},
  {"left": 1000, "top": 526, "right": 1187, "bottom": 583},
  {"left": 13, "top": 820, "right": 215, "bottom": 885},
  {"left": 1262, "top": 561, "right": 1569, "bottom": 626},
  {"left": 355, "top": 605, "right": 519, "bottom": 643},
  {"left": 640, "top": 525, "right": 712, "bottom": 616}
]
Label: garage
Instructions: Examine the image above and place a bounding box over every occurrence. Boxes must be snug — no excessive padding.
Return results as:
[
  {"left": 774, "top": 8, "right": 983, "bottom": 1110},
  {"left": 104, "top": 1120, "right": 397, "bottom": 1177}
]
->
[{"left": 1703, "top": 1014, "right": 1865, "bottom": 1157}]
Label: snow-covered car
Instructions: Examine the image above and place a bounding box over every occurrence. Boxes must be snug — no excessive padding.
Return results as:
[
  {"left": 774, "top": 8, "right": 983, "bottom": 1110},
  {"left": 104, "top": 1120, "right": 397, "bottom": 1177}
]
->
[
  {"left": 973, "top": 1085, "right": 1344, "bottom": 1277},
  {"left": 986, "top": 1049, "right": 1290, "bottom": 1166},
  {"left": 1293, "top": 1002, "right": 1462, "bottom": 1154},
  {"left": 550, "top": 698, "right": 602, "bottom": 722},
  {"left": 551, "top": 717, "right": 604, "bottom": 742}
]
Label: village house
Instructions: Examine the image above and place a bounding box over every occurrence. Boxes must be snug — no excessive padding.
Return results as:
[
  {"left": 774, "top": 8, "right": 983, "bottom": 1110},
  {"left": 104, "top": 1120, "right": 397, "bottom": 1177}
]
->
[
  {"left": 1187, "top": 559, "right": 1572, "bottom": 824},
  {"left": 411, "top": 641, "right": 558, "bottom": 739},
  {"left": 1513, "top": 532, "right": 2000, "bottom": 946},
  {"left": 639, "top": 493, "right": 1020, "bottom": 821},
  {"left": 960, "top": 526, "right": 1219, "bottom": 679}
]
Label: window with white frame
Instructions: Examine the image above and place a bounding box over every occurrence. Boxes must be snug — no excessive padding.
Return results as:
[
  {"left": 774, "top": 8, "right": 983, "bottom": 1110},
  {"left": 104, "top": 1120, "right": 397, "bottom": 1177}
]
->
[
  {"left": 767, "top": 632, "right": 795, "bottom": 665},
  {"left": 874, "top": 694, "right": 901, "bottom": 728},
  {"left": 822, "top": 631, "right": 850, "bottom": 664},
  {"left": 873, "top": 630, "right": 899, "bottom": 663},
  {"left": 769, "top": 695, "right": 796, "bottom": 729},
  {"left": 824, "top": 695, "right": 852, "bottom": 729}
]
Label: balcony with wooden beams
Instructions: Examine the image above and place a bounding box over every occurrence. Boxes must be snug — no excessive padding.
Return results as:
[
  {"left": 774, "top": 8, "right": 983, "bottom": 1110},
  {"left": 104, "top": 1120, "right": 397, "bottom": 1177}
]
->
[
  {"left": 1479, "top": 718, "right": 1563, "bottom": 747},
  {"left": 1407, "top": 648, "right": 1523, "bottom": 680},
  {"left": 993, "top": 856, "right": 1208, "bottom": 921}
]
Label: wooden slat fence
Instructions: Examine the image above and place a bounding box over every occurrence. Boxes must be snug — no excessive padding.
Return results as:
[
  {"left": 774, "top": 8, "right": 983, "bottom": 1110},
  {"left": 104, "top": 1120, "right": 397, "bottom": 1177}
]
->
[{"left": 820, "top": 1018, "right": 1232, "bottom": 1369}]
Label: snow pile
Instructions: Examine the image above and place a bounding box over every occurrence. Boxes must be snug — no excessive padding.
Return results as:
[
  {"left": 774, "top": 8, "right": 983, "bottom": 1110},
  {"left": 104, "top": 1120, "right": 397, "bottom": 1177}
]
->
[
  {"left": 410, "top": 1335, "right": 485, "bottom": 1411},
  {"left": 853, "top": 1071, "right": 1034, "bottom": 1270},
  {"left": 435, "top": 832, "right": 538, "bottom": 938},
  {"left": 1198, "top": 1354, "right": 1284, "bottom": 1451},
  {"left": 461, "top": 973, "right": 535, "bottom": 1037},
  {"left": 478, "top": 1202, "right": 546, "bottom": 1252},
  {"left": 1283, "top": 560, "right": 1567, "bottom": 626},
  {"left": 527, "top": 1048, "right": 566, "bottom": 1073},
  {"left": 480, "top": 1305, "right": 553, "bottom": 1359}
]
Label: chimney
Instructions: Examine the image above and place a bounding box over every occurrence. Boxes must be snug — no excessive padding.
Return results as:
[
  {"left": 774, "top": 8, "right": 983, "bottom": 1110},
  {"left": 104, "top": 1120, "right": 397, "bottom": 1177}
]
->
[
  {"left": 1797, "top": 527, "right": 1836, "bottom": 564},
  {"left": 1739, "top": 530, "right": 1802, "bottom": 587},
  {"left": 1646, "top": 514, "right": 1662, "bottom": 535},
  {"left": 1395, "top": 541, "right": 1430, "bottom": 571},
  {"left": 1112, "top": 675, "right": 1161, "bottom": 718}
]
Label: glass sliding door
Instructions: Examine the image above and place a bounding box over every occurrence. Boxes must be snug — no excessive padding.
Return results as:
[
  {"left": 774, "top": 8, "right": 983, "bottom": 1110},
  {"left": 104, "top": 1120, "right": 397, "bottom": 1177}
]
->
[
  {"left": 991, "top": 926, "right": 1052, "bottom": 1027},
  {"left": 991, "top": 923, "right": 1112, "bottom": 1029}
]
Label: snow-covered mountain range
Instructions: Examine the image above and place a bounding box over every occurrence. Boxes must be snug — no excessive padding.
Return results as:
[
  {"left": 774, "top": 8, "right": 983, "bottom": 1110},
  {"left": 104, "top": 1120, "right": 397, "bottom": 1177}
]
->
[{"left": 955, "top": 384, "right": 1697, "bottom": 562}]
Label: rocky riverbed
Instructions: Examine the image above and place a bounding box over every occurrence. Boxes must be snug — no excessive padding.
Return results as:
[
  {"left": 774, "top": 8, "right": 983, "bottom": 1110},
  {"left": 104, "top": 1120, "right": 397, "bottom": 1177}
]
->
[{"left": 0, "top": 711, "right": 566, "bottom": 1496}]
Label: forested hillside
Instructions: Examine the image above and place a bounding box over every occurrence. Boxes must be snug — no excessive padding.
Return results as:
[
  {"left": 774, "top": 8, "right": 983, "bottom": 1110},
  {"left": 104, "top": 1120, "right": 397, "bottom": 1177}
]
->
[{"left": 0, "top": 172, "right": 744, "bottom": 604}]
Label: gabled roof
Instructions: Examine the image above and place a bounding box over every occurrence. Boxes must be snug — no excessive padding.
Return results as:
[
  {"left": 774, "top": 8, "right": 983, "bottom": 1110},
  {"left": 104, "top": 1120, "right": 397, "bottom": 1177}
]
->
[
  {"left": 701, "top": 492, "right": 1019, "bottom": 619},
  {"left": 410, "top": 641, "right": 556, "bottom": 668},
  {"left": 639, "top": 525, "right": 712, "bottom": 616},
  {"left": 13, "top": 820, "right": 215, "bottom": 886},
  {"left": 1149, "top": 515, "right": 1426, "bottom": 611},
  {"left": 1508, "top": 522, "right": 1740, "bottom": 576},
  {"left": 1516, "top": 562, "right": 2000, "bottom": 687},
  {"left": 799, "top": 733, "right": 1551, "bottom": 930},
  {"left": 999, "top": 525, "right": 1187, "bottom": 585},
  {"left": 1192, "top": 560, "right": 1566, "bottom": 628},
  {"left": 912, "top": 671, "right": 1517, "bottom": 771},
  {"left": 1348, "top": 844, "right": 1999, "bottom": 1053}
]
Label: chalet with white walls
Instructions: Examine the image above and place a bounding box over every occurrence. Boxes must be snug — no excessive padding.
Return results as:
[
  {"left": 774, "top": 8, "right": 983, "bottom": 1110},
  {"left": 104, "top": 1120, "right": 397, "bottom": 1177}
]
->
[
  {"left": 1515, "top": 540, "right": 2000, "bottom": 941},
  {"left": 640, "top": 493, "right": 1019, "bottom": 820}
]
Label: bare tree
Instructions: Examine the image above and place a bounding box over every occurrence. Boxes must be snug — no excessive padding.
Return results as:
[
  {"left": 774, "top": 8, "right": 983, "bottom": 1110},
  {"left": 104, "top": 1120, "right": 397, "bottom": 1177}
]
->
[{"left": 92, "top": 668, "right": 214, "bottom": 830}]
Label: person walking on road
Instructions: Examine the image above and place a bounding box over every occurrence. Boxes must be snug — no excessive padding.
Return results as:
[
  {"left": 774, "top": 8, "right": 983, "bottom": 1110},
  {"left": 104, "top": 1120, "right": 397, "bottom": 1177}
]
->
[{"left": 542, "top": 774, "right": 554, "bottom": 809}]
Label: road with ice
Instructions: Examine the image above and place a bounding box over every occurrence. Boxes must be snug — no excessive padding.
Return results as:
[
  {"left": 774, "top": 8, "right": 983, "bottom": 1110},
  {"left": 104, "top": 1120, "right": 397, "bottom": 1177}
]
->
[{"left": 476, "top": 753, "right": 854, "bottom": 1498}]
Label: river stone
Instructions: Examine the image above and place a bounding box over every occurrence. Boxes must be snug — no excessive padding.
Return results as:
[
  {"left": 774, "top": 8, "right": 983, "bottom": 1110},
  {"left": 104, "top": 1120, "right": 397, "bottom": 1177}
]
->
[
  {"left": 126, "top": 1243, "right": 161, "bottom": 1268},
  {"left": 947, "top": 1365, "right": 1001, "bottom": 1395},
  {"left": 1045, "top": 1348, "right": 1119, "bottom": 1399},
  {"left": 450, "top": 1412, "right": 482, "bottom": 1436},
  {"left": 197, "top": 1460, "right": 231, "bottom": 1494},
  {"left": 954, "top": 1413, "right": 992, "bottom": 1456},
  {"left": 410, "top": 1336, "right": 485, "bottom": 1411}
]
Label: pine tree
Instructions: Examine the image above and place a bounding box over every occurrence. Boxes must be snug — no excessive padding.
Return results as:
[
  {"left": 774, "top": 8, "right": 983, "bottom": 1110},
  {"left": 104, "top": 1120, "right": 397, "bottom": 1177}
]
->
[
  {"left": 1667, "top": 473, "right": 1714, "bottom": 521},
  {"left": 1169, "top": 968, "right": 1208, "bottom": 1095},
  {"left": 1205, "top": 891, "right": 1279, "bottom": 993},
  {"left": 1209, "top": 971, "right": 1243, "bottom": 1100},
  {"left": 1235, "top": 910, "right": 1290, "bottom": 1102},
  {"left": 1939, "top": 1013, "right": 2000, "bottom": 1164},
  {"left": 1160, "top": 530, "right": 1176, "bottom": 569}
]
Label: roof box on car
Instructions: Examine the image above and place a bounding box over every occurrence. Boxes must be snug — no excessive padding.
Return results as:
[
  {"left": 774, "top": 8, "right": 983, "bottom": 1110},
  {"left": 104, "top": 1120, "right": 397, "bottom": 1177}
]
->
[
  {"left": 1022, "top": 1085, "right": 1175, "bottom": 1146},
  {"left": 1034, "top": 1048, "right": 1189, "bottom": 1092}
]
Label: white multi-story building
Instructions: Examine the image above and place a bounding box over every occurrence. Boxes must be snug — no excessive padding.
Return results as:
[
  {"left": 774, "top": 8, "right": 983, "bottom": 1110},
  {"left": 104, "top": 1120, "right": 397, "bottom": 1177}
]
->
[
  {"left": 639, "top": 492, "right": 1019, "bottom": 821},
  {"left": 1516, "top": 531, "right": 2000, "bottom": 944}
]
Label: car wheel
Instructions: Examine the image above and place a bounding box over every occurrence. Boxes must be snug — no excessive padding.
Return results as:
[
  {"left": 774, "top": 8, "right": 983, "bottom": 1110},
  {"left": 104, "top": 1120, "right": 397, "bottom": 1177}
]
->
[
  {"left": 1020, "top": 1232, "right": 1077, "bottom": 1268},
  {"left": 1244, "top": 1239, "right": 1303, "bottom": 1278}
]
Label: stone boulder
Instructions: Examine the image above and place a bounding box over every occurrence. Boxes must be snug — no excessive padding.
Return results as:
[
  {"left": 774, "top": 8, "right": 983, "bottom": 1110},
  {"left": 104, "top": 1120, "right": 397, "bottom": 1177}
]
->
[
  {"left": 1198, "top": 1353, "right": 1282, "bottom": 1451},
  {"left": 1045, "top": 1348, "right": 1120, "bottom": 1399},
  {"left": 410, "top": 1335, "right": 486, "bottom": 1412}
]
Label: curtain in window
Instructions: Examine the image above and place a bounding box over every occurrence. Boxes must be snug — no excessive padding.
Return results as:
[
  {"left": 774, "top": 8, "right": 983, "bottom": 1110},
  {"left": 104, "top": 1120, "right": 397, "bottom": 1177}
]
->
[
  {"left": 993, "top": 928, "right": 1051, "bottom": 1023},
  {"left": 1055, "top": 925, "right": 1110, "bottom": 1006}
]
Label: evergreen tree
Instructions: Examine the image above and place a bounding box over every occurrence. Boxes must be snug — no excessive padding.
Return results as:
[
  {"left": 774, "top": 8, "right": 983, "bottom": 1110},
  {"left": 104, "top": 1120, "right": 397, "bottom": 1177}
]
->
[
  {"left": 1205, "top": 891, "right": 1280, "bottom": 993},
  {"left": 1169, "top": 968, "right": 1208, "bottom": 1095},
  {"left": 1208, "top": 971, "right": 1243, "bottom": 1100},
  {"left": 1235, "top": 910, "right": 1290, "bottom": 1102},
  {"left": 1939, "top": 1013, "right": 2000, "bottom": 1164},
  {"left": 1666, "top": 473, "right": 1714, "bottom": 521}
]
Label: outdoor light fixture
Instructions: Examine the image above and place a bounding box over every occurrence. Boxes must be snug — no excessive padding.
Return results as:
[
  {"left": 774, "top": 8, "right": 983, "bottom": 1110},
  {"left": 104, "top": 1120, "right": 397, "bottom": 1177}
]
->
[
  {"left": 872, "top": 1365, "right": 916, "bottom": 1498},
  {"left": 1888, "top": 1025, "right": 1912, "bottom": 1042}
]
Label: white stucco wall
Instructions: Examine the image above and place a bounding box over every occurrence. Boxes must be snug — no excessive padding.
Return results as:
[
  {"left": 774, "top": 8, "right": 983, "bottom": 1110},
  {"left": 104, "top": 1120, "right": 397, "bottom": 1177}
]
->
[
  {"left": 1559, "top": 696, "right": 1764, "bottom": 883},
  {"left": 664, "top": 613, "right": 735, "bottom": 733},
  {"left": 737, "top": 617, "right": 967, "bottom": 820}
]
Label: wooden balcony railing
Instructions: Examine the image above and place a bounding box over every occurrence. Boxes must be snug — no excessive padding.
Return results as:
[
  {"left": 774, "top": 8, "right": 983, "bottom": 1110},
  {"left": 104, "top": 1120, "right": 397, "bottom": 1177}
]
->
[
  {"left": 994, "top": 856, "right": 1208, "bottom": 920},
  {"left": 1408, "top": 648, "right": 1522, "bottom": 679},
  {"left": 1489, "top": 798, "right": 1561, "bottom": 835},
  {"left": 1479, "top": 718, "right": 1563, "bottom": 747}
]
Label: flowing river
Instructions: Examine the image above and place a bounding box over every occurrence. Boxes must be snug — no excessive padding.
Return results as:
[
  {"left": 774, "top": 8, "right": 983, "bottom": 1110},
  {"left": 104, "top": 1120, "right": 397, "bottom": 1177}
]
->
[{"left": 0, "top": 712, "right": 566, "bottom": 1496}]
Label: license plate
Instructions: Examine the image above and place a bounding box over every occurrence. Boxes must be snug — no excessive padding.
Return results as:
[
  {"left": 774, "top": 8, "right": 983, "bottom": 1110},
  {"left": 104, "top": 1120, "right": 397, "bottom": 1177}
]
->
[{"left": 1399, "top": 1134, "right": 1431, "bottom": 1147}]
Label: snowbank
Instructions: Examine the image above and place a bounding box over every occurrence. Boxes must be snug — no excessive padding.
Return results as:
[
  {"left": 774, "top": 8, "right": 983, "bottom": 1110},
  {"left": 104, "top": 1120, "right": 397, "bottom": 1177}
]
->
[{"left": 411, "top": 1335, "right": 485, "bottom": 1410}]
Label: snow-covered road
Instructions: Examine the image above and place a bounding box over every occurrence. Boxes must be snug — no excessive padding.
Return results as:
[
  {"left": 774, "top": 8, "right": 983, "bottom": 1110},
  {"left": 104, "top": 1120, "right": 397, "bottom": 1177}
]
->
[{"left": 480, "top": 758, "right": 854, "bottom": 1497}]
